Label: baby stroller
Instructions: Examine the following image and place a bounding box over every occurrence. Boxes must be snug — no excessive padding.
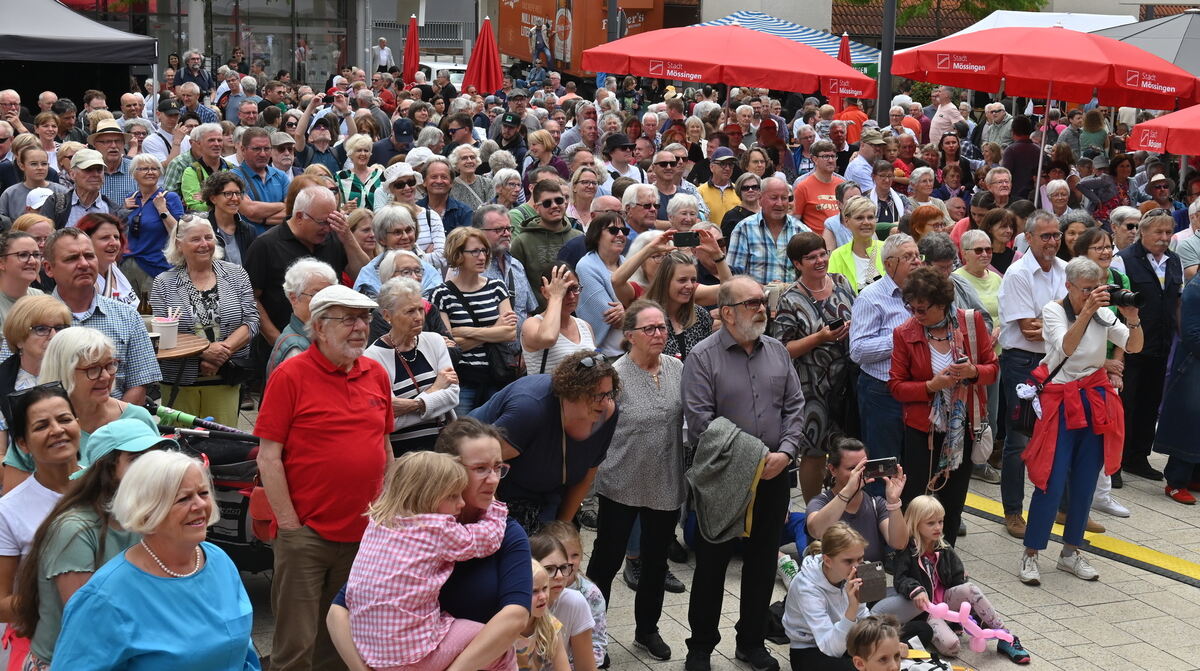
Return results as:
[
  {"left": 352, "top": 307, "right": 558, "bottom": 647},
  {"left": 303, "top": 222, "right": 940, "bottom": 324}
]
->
[{"left": 150, "top": 403, "right": 274, "bottom": 574}]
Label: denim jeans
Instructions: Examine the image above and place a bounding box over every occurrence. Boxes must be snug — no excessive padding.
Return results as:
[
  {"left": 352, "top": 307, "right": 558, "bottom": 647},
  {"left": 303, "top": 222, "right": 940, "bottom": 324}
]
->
[
  {"left": 856, "top": 374, "right": 904, "bottom": 497},
  {"left": 1000, "top": 348, "right": 1041, "bottom": 515},
  {"left": 1025, "top": 391, "right": 1105, "bottom": 550},
  {"left": 1164, "top": 455, "right": 1200, "bottom": 488}
]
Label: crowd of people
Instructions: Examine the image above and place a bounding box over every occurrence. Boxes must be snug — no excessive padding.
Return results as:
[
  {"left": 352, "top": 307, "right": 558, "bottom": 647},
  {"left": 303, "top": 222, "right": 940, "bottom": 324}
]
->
[{"left": 0, "top": 52, "right": 1192, "bottom": 671}]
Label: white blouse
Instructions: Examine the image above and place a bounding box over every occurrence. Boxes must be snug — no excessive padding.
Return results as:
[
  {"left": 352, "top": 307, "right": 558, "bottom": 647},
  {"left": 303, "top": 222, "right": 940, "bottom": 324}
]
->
[{"left": 1040, "top": 300, "right": 1130, "bottom": 383}]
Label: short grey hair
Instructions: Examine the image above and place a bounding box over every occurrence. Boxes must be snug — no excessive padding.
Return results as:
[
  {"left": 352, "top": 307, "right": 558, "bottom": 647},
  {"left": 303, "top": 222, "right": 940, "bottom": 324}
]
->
[
  {"left": 889, "top": 105, "right": 905, "bottom": 116},
  {"left": 1108, "top": 205, "right": 1142, "bottom": 228},
  {"left": 241, "top": 76, "right": 258, "bottom": 95},
  {"left": 1059, "top": 209, "right": 1096, "bottom": 231},
  {"left": 829, "top": 120, "right": 847, "bottom": 132},
  {"left": 960, "top": 229, "right": 990, "bottom": 250},
  {"left": 190, "top": 122, "right": 222, "bottom": 143},
  {"left": 378, "top": 249, "right": 423, "bottom": 283},
  {"left": 282, "top": 257, "right": 337, "bottom": 301},
  {"left": 448, "top": 143, "right": 480, "bottom": 171},
  {"left": 165, "top": 214, "right": 225, "bottom": 266},
  {"left": 38, "top": 326, "right": 114, "bottom": 395},
  {"left": 910, "top": 166, "right": 935, "bottom": 186},
  {"left": 372, "top": 205, "right": 415, "bottom": 244},
  {"left": 177, "top": 82, "right": 200, "bottom": 96},
  {"left": 472, "top": 203, "right": 510, "bottom": 228},
  {"left": 985, "top": 166, "right": 1012, "bottom": 185},
  {"left": 293, "top": 185, "right": 336, "bottom": 216},
  {"left": 486, "top": 147, "right": 516, "bottom": 173},
  {"left": 130, "top": 153, "right": 162, "bottom": 172},
  {"left": 882, "top": 232, "right": 916, "bottom": 261},
  {"left": 124, "top": 118, "right": 152, "bottom": 135},
  {"left": 415, "top": 126, "right": 444, "bottom": 149},
  {"left": 736, "top": 104, "right": 753, "bottom": 116},
  {"left": 622, "top": 183, "right": 656, "bottom": 209},
  {"left": 1065, "top": 256, "right": 1105, "bottom": 284},
  {"left": 112, "top": 451, "right": 219, "bottom": 534},
  {"left": 377, "top": 276, "right": 424, "bottom": 312},
  {"left": 1045, "top": 179, "right": 1069, "bottom": 196},
  {"left": 917, "top": 232, "right": 957, "bottom": 263},
  {"left": 1025, "top": 209, "right": 1058, "bottom": 235},
  {"left": 666, "top": 193, "right": 699, "bottom": 218},
  {"left": 491, "top": 168, "right": 521, "bottom": 198}
]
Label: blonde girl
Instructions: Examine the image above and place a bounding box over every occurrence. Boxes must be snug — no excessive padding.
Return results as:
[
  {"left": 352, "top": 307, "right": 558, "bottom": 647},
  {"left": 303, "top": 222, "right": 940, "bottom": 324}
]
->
[
  {"left": 345, "top": 451, "right": 513, "bottom": 671},
  {"left": 894, "top": 496, "right": 1029, "bottom": 663},
  {"left": 783, "top": 522, "right": 871, "bottom": 670},
  {"left": 516, "top": 560, "right": 570, "bottom": 671}
]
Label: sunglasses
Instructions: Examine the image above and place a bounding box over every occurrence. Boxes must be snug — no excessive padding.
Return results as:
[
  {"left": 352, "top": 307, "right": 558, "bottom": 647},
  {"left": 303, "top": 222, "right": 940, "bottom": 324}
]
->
[
  {"left": 576, "top": 354, "right": 608, "bottom": 369},
  {"left": 741, "top": 183, "right": 761, "bottom": 192},
  {"left": 726, "top": 297, "right": 767, "bottom": 310},
  {"left": 539, "top": 196, "right": 566, "bottom": 208},
  {"left": 967, "top": 247, "right": 992, "bottom": 256},
  {"left": 392, "top": 179, "right": 417, "bottom": 189},
  {"left": 604, "top": 226, "right": 630, "bottom": 237},
  {"left": 654, "top": 160, "right": 679, "bottom": 168}
]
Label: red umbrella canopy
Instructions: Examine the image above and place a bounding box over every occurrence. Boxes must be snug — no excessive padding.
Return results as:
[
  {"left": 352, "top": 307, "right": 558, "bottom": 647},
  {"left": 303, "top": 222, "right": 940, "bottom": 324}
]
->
[
  {"left": 462, "top": 17, "right": 503, "bottom": 95},
  {"left": 829, "top": 32, "right": 853, "bottom": 110},
  {"left": 892, "top": 26, "right": 1200, "bottom": 109},
  {"left": 581, "top": 24, "right": 875, "bottom": 98},
  {"left": 1127, "top": 105, "right": 1200, "bottom": 155},
  {"left": 402, "top": 15, "right": 421, "bottom": 85}
]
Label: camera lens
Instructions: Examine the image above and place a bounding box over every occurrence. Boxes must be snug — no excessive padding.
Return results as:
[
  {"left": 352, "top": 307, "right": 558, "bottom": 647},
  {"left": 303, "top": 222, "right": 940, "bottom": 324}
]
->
[{"left": 1109, "top": 287, "right": 1143, "bottom": 308}]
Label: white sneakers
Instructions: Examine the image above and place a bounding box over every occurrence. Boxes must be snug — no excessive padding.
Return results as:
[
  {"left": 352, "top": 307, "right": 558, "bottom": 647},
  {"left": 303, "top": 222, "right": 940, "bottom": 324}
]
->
[
  {"left": 1019, "top": 554, "right": 1041, "bottom": 585},
  {"left": 1056, "top": 552, "right": 1100, "bottom": 581},
  {"left": 1092, "top": 494, "right": 1131, "bottom": 518},
  {"left": 1020, "top": 551, "right": 1100, "bottom": 584}
]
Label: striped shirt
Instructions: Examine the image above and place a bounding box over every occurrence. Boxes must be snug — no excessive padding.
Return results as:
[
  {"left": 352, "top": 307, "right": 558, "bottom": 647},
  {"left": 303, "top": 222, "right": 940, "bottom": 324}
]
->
[
  {"left": 849, "top": 273, "right": 910, "bottom": 382},
  {"left": 364, "top": 338, "right": 441, "bottom": 455},
  {"left": 429, "top": 279, "right": 510, "bottom": 371}
]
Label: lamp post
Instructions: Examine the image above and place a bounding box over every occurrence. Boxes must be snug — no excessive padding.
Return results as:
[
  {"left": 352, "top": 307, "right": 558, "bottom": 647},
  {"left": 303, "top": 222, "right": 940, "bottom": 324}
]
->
[{"left": 877, "top": 0, "right": 897, "bottom": 126}]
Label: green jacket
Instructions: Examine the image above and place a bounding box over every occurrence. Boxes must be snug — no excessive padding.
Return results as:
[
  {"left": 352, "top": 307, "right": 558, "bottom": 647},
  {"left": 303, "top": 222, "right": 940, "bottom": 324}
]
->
[{"left": 828, "top": 239, "right": 886, "bottom": 294}]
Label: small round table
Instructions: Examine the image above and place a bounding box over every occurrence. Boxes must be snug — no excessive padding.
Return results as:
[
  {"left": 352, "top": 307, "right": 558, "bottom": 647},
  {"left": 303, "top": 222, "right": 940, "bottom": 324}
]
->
[{"left": 156, "top": 332, "right": 211, "bottom": 361}]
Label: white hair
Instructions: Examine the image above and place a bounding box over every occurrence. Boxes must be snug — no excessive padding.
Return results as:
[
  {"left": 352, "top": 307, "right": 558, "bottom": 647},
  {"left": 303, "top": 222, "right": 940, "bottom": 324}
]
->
[
  {"left": 177, "top": 82, "right": 200, "bottom": 96},
  {"left": 910, "top": 166, "right": 935, "bottom": 185},
  {"left": 1046, "top": 179, "right": 1070, "bottom": 196},
  {"left": 881, "top": 233, "right": 916, "bottom": 263},
  {"left": 377, "top": 276, "right": 424, "bottom": 312},
  {"left": 415, "top": 126, "right": 444, "bottom": 148},
  {"left": 378, "top": 249, "right": 423, "bottom": 284},
  {"left": 960, "top": 228, "right": 990, "bottom": 250},
  {"left": 165, "top": 214, "right": 225, "bottom": 266},
  {"left": 38, "top": 326, "right": 115, "bottom": 395},
  {"left": 491, "top": 168, "right": 521, "bottom": 198},
  {"left": 1109, "top": 205, "right": 1142, "bottom": 228},
  {"left": 666, "top": 193, "right": 699, "bottom": 218},
  {"left": 293, "top": 185, "right": 335, "bottom": 216},
  {"left": 449, "top": 143, "right": 480, "bottom": 172},
  {"left": 372, "top": 205, "right": 416, "bottom": 244},
  {"left": 241, "top": 76, "right": 258, "bottom": 95},
  {"left": 282, "top": 258, "right": 337, "bottom": 301},
  {"left": 190, "top": 122, "right": 223, "bottom": 143},
  {"left": 1065, "top": 256, "right": 1105, "bottom": 284},
  {"left": 621, "top": 183, "right": 656, "bottom": 209},
  {"left": 112, "top": 451, "right": 220, "bottom": 534}
]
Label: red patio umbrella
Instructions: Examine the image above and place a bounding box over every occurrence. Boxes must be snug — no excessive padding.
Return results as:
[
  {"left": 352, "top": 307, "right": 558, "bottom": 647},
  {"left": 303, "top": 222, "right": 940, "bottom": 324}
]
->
[
  {"left": 462, "top": 17, "right": 503, "bottom": 95},
  {"left": 828, "top": 33, "right": 853, "bottom": 111},
  {"left": 581, "top": 24, "right": 876, "bottom": 99},
  {"left": 892, "top": 26, "right": 1200, "bottom": 109},
  {"left": 402, "top": 14, "right": 420, "bottom": 86},
  {"left": 1127, "top": 105, "right": 1200, "bottom": 154}
]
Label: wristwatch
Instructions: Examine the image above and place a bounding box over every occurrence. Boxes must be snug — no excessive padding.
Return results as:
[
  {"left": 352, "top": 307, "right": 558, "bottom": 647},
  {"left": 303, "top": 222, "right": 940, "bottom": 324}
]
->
[{"left": 159, "top": 210, "right": 170, "bottom": 220}]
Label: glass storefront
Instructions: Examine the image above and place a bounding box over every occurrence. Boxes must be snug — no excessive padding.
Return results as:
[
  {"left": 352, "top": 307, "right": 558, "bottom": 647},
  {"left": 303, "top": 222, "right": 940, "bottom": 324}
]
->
[{"left": 62, "top": 0, "right": 353, "bottom": 89}]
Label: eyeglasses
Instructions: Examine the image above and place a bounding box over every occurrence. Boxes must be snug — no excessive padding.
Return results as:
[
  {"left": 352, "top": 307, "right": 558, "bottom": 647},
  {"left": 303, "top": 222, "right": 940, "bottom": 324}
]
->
[
  {"left": 1123, "top": 222, "right": 1137, "bottom": 231},
  {"left": 816, "top": 153, "right": 837, "bottom": 160},
  {"left": 967, "top": 247, "right": 992, "bottom": 256},
  {"left": 2, "top": 251, "right": 42, "bottom": 262},
  {"left": 220, "top": 190, "right": 244, "bottom": 199},
  {"left": 539, "top": 197, "right": 566, "bottom": 208},
  {"left": 542, "top": 563, "right": 574, "bottom": 578},
  {"left": 725, "top": 297, "right": 767, "bottom": 310},
  {"left": 285, "top": 121, "right": 298, "bottom": 128},
  {"left": 1143, "top": 208, "right": 1172, "bottom": 218},
  {"left": 482, "top": 225, "right": 514, "bottom": 234},
  {"left": 1151, "top": 183, "right": 1170, "bottom": 189},
  {"left": 392, "top": 178, "right": 417, "bottom": 189},
  {"left": 634, "top": 202, "right": 657, "bottom": 210},
  {"left": 888, "top": 252, "right": 925, "bottom": 263},
  {"left": 134, "top": 166, "right": 160, "bottom": 173},
  {"left": 76, "top": 360, "right": 119, "bottom": 380},
  {"left": 301, "top": 212, "right": 330, "bottom": 227},
  {"left": 29, "top": 324, "right": 69, "bottom": 337},
  {"left": 468, "top": 463, "right": 510, "bottom": 479},
  {"left": 576, "top": 180, "right": 598, "bottom": 187},
  {"left": 462, "top": 248, "right": 489, "bottom": 257},
  {"left": 395, "top": 267, "right": 424, "bottom": 278},
  {"left": 655, "top": 160, "right": 679, "bottom": 168},
  {"left": 1038, "top": 231, "right": 1063, "bottom": 242},
  {"left": 564, "top": 285, "right": 582, "bottom": 296},
  {"left": 632, "top": 324, "right": 668, "bottom": 336},
  {"left": 904, "top": 302, "right": 942, "bottom": 316},
  {"left": 320, "top": 313, "right": 370, "bottom": 327},
  {"left": 576, "top": 354, "right": 607, "bottom": 369},
  {"left": 741, "top": 183, "right": 761, "bottom": 192},
  {"left": 604, "top": 226, "right": 630, "bottom": 237},
  {"left": 588, "top": 389, "right": 619, "bottom": 403},
  {"left": 0, "top": 137, "right": 12, "bottom": 143},
  {"left": 447, "top": 126, "right": 466, "bottom": 134}
]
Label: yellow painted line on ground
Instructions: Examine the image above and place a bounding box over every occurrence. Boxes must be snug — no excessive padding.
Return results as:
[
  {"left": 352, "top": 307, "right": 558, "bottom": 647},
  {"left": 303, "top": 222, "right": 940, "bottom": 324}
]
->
[{"left": 964, "top": 492, "right": 1200, "bottom": 581}]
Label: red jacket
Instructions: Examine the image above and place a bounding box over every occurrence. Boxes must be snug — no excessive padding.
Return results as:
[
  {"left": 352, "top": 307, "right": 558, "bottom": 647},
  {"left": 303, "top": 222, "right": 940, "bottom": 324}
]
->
[
  {"left": 1023, "top": 367, "right": 1123, "bottom": 491},
  {"left": 888, "top": 310, "right": 999, "bottom": 433}
]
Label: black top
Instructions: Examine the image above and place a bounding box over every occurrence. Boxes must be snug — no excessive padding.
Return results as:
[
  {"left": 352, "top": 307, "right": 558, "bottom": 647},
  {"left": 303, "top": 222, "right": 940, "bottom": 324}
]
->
[{"left": 243, "top": 221, "right": 348, "bottom": 332}]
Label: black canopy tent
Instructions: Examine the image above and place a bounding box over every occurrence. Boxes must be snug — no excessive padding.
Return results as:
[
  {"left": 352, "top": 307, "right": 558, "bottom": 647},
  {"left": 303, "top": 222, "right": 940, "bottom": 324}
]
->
[{"left": 2, "top": 0, "right": 158, "bottom": 109}]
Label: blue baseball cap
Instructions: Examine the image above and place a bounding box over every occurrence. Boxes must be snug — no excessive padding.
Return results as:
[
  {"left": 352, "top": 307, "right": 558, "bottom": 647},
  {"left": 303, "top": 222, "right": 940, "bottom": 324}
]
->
[{"left": 72, "top": 418, "right": 177, "bottom": 479}]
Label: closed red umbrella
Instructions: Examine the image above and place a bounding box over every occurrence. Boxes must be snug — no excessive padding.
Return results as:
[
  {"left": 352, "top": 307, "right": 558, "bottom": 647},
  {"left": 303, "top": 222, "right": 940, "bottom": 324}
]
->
[
  {"left": 1127, "top": 105, "right": 1200, "bottom": 154},
  {"left": 462, "top": 17, "right": 503, "bottom": 95},
  {"left": 581, "top": 24, "right": 875, "bottom": 99},
  {"left": 829, "top": 32, "right": 853, "bottom": 111},
  {"left": 402, "top": 14, "right": 420, "bottom": 85},
  {"left": 892, "top": 26, "right": 1200, "bottom": 108}
]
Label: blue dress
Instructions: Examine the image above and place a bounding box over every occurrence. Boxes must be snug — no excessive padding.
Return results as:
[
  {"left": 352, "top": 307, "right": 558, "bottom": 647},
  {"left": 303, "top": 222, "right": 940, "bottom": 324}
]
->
[{"left": 50, "top": 542, "right": 260, "bottom": 670}]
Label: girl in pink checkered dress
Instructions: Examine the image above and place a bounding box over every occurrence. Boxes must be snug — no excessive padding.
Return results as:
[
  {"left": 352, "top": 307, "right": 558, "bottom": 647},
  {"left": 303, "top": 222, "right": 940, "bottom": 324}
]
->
[{"left": 346, "top": 451, "right": 515, "bottom": 671}]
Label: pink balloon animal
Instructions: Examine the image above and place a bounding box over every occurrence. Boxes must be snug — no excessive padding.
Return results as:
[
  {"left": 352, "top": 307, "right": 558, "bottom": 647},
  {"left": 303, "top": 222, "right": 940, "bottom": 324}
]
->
[{"left": 924, "top": 601, "right": 1014, "bottom": 652}]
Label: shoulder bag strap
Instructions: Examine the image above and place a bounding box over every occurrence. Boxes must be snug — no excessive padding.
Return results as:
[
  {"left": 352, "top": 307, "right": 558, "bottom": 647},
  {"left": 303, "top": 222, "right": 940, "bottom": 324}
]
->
[
  {"left": 964, "top": 309, "right": 984, "bottom": 433},
  {"left": 540, "top": 349, "right": 549, "bottom": 374},
  {"left": 443, "top": 280, "right": 483, "bottom": 327}
]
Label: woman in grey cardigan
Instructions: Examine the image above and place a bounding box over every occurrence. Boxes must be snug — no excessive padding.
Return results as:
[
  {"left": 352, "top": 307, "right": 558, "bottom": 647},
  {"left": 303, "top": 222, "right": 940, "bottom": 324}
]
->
[
  {"left": 149, "top": 214, "right": 259, "bottom": 427},
  {"left": 585, "top": 299, "right": 685, "bottom": 662}
]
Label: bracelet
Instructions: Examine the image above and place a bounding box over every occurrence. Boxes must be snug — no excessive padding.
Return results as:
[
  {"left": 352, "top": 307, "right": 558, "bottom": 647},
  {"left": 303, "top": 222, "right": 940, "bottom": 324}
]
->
[
  {"left": 713, "top": 254, "right": 727, "bottom": 263},
  {"left": 885, "top": 500, "right": 902, "bottom": 511},
  {"left": 836, "top": 492, "right": 852, "bottom": 503},
  {"left": 1126, "top": 322, "right": 1141, "bottom": 328}
]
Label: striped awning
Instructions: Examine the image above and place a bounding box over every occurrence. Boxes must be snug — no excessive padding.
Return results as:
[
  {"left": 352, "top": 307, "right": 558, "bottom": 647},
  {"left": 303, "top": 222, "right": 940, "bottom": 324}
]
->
[{"left": 697, "top": 11, "right": 881, "bottom": 63}]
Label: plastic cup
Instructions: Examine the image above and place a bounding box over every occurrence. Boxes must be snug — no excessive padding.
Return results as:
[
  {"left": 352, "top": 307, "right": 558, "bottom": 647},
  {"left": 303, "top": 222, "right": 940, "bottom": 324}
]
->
[{"left": 152, "top": 317, "right": 179, "bottom": 349}]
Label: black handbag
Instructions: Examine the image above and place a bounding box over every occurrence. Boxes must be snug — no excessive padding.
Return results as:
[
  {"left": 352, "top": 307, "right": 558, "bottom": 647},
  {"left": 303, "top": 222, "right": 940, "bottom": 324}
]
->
[
  {"left": 444, "top": 281, "right": 522, "bottom": 386},
  {"left": 1011, "top": 357, "right": 1069, "bottom": 437}
]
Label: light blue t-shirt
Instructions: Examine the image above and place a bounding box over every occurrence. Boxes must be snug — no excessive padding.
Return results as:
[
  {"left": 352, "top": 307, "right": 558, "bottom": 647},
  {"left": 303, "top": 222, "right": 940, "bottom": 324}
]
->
[{"left": 50, "top": 542, "right": 260, "bottom": 670}]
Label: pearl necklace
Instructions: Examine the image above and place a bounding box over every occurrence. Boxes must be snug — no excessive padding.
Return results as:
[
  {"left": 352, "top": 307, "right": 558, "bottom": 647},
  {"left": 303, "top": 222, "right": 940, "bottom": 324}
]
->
[{"left": 141, "top": 540, "right": 201, "bottom": 578}]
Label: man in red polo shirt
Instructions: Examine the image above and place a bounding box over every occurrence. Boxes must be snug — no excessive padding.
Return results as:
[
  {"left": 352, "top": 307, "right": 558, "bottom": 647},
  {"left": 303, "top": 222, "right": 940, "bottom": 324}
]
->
[{"left": 256, "top": 284, "right": 393, "bottom": 671}]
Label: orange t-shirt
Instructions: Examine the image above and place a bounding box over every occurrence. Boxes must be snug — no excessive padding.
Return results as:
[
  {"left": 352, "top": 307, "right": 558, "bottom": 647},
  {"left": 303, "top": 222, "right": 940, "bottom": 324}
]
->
[
  {"left": 837, "top": 106, "right": 869, "bottom": 144},
  {"left": 901, "top": 116, "right": 922, "bottom": 139},
  {"left": 793, "top": 173, "right": 846, "bottom": 236}
]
